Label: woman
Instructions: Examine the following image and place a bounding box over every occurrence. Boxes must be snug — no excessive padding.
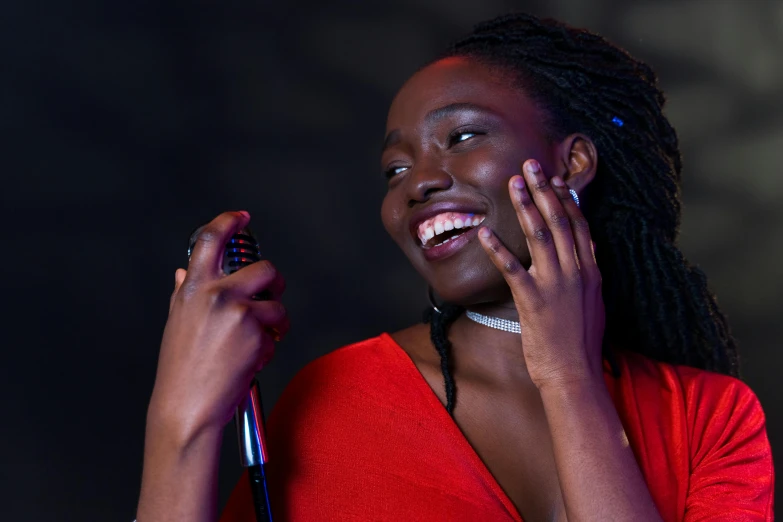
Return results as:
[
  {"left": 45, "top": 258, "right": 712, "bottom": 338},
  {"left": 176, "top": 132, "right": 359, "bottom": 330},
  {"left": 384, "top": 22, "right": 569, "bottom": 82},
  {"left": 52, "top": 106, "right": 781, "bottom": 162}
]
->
[{"left": 137, "top": 13, "right": 774, "bottom": 522}]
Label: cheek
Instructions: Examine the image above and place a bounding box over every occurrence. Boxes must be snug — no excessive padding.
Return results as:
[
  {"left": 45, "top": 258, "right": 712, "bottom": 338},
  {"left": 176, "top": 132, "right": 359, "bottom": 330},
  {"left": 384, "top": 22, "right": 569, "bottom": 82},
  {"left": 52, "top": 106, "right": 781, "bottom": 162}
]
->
[
  {"left": 461, "top": 152, "right": 517, "bottom": 206},
  {"left": 380, "top": 193, "right": 403, "bottom": 244},
  {"left": 459, "top": 140, "right": 519, "bottom": 183}
]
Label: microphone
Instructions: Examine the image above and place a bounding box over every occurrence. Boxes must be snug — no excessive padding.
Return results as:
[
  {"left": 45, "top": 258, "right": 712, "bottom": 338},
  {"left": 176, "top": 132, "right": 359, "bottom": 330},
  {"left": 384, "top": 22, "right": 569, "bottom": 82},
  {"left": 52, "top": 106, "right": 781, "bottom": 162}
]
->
[{"left": 188, "top": 225, "right": 273, "bottom": 522}]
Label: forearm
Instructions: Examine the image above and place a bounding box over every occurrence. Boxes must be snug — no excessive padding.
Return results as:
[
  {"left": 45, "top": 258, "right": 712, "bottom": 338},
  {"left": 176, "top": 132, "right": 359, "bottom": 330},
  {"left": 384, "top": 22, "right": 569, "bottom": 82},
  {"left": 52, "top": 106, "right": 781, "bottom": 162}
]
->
[
  {"left": 136, "top": 407, "right": 223, "bottom": 522},
  {"left": 539, "top": 378, "right": 662, "bottom": 522}
]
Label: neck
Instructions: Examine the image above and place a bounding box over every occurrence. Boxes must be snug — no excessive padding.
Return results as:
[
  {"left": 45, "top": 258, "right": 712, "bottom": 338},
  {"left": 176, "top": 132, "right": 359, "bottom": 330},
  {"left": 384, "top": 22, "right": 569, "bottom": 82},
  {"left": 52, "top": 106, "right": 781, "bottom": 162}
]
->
[{"left": 446, "top": 300, "right": 535, "bottom": 386}]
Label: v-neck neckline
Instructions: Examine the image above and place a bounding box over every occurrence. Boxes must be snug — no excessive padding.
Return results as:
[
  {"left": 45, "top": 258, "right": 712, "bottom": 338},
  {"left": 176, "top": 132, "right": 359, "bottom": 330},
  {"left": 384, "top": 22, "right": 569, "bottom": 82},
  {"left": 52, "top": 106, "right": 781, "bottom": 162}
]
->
[{"left": 380, "top": 332, "right": 525, "bottom": 522}]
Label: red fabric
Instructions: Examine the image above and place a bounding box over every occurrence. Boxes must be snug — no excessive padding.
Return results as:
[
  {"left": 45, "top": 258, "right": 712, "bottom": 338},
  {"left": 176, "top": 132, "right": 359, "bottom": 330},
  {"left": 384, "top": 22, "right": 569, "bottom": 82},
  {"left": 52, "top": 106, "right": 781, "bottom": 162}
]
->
[{"left": 220, "top": 333, "right": 774, "bottom": 521}]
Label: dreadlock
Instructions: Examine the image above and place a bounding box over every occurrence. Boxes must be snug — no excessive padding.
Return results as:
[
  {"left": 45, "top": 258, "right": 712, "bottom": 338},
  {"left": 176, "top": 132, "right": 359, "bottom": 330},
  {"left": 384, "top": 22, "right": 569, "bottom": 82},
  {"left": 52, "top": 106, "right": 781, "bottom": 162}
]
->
[{"left": 424, "top": 13, "right": 740, "bottom": 417}]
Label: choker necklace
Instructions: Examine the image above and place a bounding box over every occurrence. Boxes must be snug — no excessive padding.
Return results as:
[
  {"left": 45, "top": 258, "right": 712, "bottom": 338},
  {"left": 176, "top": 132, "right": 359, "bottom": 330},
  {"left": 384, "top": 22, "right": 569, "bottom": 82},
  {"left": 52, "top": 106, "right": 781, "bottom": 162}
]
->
[{"left": 465, "top": 310, "right": 521, "bottom": 334}]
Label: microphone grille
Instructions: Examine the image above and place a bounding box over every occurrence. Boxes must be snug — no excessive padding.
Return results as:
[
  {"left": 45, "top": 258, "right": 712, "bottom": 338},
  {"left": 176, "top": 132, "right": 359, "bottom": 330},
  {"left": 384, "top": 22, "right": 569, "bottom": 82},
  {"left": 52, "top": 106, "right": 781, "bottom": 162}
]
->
[
  {"left": 187, "top": 225, "right": 262, "bottom": 275},
  {"left": 224, "top": 230, "right": 262, "bottom": 275}
]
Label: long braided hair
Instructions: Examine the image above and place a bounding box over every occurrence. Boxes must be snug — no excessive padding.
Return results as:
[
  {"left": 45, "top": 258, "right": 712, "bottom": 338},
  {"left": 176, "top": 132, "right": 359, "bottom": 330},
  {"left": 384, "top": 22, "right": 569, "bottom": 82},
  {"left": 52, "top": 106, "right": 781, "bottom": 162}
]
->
[{"left": 425, "top": 13, "right": 740, "bottom": 417}]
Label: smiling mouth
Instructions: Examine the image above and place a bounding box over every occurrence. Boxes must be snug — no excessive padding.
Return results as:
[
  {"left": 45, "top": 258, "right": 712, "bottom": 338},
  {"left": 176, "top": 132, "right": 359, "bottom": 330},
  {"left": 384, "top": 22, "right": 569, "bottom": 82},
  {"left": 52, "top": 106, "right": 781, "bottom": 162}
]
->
[{"left": 417, "top": 212, "right": 486, "bottom": 249}]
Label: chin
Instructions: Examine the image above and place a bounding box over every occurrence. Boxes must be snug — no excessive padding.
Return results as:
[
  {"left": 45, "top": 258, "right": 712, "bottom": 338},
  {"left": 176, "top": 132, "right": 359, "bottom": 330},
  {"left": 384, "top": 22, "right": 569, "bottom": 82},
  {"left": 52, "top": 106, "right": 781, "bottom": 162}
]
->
[{"left": 427, "top": 265, "right": 510, "bottom": 308}]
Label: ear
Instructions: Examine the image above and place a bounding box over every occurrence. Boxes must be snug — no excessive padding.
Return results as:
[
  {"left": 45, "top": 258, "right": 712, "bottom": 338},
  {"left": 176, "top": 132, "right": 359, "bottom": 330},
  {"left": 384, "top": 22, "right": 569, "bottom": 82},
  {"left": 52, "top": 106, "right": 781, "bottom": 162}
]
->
[{"left": 554, "top": 133, "right": 598, "bottom": 195}]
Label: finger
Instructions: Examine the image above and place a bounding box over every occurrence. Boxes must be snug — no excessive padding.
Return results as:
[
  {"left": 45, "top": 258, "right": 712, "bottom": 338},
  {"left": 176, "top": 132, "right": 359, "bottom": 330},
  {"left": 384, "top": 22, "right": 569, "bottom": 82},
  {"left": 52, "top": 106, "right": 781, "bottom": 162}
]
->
[
  {"left": 169, "top": 268, "right": 187, "bottom": 314},
  {"left": 256, "top": 344, "right": 276, "bottom": 371},
  {"left": 478, "top": 226, "right": 534, "bottom": 292},
  {"left": 508, "top": 169, "right": 558, "bottom": 277},
  {"left": 255, "top": 330, "right": 277, "bottom": 371},
  {"left": 222, "top": 260, "right": 286, "bottom": 301},
  {"left": 249, "top": 299, "right": 289, "bottom": 334},
  {"left": 187, "top": 211, "right": 251, "bottom": 282},
  {"left": 550, "top": 177, "right": 600, "bottom": 280},
  {"left": 520, "top": 160, "right": 578, "bottom": 274},
  {"left": 266, "top": 313, "right": 291, "bottom": 341}
]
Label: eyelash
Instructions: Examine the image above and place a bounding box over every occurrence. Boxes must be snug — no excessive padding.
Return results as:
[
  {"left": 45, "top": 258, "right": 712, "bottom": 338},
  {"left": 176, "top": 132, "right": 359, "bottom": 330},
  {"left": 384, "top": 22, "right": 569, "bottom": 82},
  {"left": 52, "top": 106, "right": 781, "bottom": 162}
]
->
[
  {"left": 448, "top": 130, "right": 482, "bottom": 146},
  {"left": 384, "top": 166, "right": 408, "bottom": 179},
  {"left": 384, "top": 130, "right": 484, "bottom": 179}
]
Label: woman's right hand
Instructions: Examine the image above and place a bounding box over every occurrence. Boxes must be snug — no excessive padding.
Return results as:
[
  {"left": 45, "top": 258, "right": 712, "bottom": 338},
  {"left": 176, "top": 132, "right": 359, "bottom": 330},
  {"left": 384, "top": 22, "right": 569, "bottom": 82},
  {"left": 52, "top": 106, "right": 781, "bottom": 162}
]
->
[{"left": 148, "top": 210, "right": 289, "bottom": 441}]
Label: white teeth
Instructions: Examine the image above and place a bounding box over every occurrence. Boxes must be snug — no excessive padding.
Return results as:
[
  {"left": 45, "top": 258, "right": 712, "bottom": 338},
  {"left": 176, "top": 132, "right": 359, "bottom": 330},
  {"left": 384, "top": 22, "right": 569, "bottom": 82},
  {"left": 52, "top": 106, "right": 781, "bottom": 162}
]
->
[
  {"left": 417, "top": 213, "right": 487, "bottom": 247},
  {"left": 435, "top": 232, "right": 464, "bottom": 247}
]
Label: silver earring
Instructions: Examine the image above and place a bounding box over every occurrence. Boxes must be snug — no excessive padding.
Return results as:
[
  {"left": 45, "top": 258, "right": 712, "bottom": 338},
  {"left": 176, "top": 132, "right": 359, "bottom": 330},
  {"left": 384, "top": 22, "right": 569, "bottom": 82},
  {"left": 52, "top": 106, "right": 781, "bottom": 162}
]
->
[{"left": 569, "top": 188, "right": 580, "bottom": 208}]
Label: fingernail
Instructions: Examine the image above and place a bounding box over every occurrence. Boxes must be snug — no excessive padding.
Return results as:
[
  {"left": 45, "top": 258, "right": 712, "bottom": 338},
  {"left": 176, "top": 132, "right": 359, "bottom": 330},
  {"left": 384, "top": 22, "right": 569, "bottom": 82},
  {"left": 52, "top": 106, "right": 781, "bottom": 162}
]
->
[
  {"left": 551, "top": 175, "right": 565, "bottom": 187},
  {"left": 525, "top": 161, "right": 540, "bottom": 174},
  {"left": 238, "top": 210, "right": 250, "bottom": 219},
  {"left": 511, "top": 176, "right": 526, "bottom": 190},
  {"left": 479, "top": 227, "right": 491, "bottom": 238}
]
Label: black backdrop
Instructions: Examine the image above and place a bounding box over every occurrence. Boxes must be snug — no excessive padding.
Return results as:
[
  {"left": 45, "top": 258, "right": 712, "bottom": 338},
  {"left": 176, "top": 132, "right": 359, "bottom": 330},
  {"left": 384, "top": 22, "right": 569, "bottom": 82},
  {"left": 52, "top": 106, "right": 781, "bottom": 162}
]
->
[{"left": 2, "top": 0, "right": 781, "bottom": 520}]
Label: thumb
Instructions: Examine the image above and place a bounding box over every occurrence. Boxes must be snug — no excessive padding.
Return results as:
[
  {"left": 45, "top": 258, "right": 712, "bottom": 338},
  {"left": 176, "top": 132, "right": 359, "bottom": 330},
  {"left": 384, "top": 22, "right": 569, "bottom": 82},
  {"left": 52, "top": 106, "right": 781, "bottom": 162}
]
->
[{"left": 169, "top": 268, "right": 187, "bottom": 314}]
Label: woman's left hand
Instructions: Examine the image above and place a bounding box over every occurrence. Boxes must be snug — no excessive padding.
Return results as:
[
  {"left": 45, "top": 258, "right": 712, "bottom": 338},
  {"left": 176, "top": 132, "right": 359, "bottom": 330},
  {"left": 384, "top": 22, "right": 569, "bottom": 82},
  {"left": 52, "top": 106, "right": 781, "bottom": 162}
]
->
[{"left": 478, "top": 159, "right": 605, "bottom": 390}]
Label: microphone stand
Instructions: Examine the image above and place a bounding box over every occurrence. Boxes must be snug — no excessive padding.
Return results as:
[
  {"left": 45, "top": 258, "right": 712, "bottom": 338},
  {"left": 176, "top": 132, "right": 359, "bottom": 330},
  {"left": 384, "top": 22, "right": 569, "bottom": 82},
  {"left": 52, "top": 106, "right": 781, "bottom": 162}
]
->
[
  {"left": 188, "top": 226, "right": 274, "bottom": 522},
  {"left": 237, "top": 379, "right": 272, "bottom": 522}
]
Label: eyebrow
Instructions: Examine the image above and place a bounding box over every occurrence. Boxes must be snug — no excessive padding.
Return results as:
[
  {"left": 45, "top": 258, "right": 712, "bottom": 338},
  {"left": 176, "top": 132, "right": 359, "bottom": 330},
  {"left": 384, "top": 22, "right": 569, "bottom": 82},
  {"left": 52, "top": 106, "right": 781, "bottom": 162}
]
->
[{"left": 381, "top": 102, "right": 496, "bottom": 153}]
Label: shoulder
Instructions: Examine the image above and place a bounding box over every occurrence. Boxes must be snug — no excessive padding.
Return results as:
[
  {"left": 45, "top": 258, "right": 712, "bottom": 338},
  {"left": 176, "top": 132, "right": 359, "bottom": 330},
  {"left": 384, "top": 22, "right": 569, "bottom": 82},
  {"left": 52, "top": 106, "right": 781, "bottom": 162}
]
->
[
  {"left": 609, "top": 351, "right": 773, "bottom": 518},
  {"left": 266, "top": 332, "right": 418, "bottom": 429},
  {"left": 274, "top": 333, "right": 405, "bottom": 398},
  {"left": 611, "top": 350, "right": 771, "bottom": 465},
  {"left": 612, "top": 349, "right": 765, "bottom": 417}
]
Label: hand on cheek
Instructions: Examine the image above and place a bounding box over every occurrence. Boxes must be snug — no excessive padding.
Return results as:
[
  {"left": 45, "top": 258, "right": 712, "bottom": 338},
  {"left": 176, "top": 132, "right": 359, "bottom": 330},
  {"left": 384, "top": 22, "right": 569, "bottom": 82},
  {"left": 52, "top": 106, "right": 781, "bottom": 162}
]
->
[{"left": 478, "top": 159, "right": 604, "bottom": 389}]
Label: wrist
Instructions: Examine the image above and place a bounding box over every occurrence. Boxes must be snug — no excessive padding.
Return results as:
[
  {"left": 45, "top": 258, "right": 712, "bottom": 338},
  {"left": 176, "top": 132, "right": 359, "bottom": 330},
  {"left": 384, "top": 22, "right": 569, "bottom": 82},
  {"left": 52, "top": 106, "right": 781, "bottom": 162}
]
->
[
  {"left": 146, "top": 394, "right": 224, "bottom": 452},
  {"left": 535, "top": 371, "right": 605, "bottom": 398},
  {"left": 138, "top": 407, "right": 223, "bottom": 522}
]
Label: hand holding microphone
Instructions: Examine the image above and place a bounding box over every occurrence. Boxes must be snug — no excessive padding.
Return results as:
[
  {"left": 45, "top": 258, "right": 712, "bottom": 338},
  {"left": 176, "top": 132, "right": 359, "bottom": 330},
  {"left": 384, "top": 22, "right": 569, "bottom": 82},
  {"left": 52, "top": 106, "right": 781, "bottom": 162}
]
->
[{"left": 149, "top": 210, "right": 288, "bottom": 455}]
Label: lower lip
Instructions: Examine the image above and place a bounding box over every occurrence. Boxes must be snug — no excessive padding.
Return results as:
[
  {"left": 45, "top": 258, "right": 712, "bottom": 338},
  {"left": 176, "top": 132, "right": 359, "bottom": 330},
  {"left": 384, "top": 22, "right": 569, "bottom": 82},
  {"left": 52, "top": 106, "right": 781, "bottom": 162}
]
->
[{"left": 421, "top": 227, "right": 479, "bottom": 261}]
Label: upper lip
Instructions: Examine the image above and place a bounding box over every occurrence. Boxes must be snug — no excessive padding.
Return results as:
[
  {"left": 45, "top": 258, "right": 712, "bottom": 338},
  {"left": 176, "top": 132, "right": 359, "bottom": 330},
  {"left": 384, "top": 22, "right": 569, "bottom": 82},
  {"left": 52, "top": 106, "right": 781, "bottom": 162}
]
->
[{"left": 408, "top": 200, "right": 487, "bottom": 243}]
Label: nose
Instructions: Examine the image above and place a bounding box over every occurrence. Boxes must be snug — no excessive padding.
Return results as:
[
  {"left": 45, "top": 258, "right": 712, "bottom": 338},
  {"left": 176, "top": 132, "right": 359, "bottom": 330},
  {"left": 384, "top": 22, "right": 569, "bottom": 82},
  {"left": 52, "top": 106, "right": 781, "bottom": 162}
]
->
[{"left": 406, "top": 160, "right": 453, "bottom": 207}]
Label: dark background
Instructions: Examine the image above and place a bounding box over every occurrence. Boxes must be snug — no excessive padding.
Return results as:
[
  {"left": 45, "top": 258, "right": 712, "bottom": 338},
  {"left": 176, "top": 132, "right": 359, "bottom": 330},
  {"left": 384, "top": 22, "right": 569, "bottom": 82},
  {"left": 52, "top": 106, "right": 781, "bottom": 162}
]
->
[{"left": 2, "top": 0, "right": 781, "bottom": 520}]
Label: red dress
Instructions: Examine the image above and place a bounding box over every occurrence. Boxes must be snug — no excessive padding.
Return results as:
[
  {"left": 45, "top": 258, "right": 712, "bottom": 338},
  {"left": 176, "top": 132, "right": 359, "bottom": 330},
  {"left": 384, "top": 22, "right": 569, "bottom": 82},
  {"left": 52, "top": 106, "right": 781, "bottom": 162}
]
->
[{"left": 220, "top": 333, "right": 774, "bottom": 521}]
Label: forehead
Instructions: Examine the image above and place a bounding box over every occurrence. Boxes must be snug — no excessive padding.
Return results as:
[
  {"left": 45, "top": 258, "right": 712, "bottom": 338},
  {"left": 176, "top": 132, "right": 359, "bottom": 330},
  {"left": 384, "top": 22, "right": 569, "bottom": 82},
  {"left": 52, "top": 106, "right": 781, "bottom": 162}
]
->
[{"left": 386, "top": 56, "right": 540, "bottom": 130}]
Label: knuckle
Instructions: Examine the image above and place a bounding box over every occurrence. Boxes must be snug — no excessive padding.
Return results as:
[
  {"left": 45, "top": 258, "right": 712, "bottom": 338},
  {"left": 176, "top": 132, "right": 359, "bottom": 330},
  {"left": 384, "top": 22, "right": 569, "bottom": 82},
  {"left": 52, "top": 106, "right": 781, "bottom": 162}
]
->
[
  {"left": 503, "top": 257, "right": 523, "bottom": 275},
  {"left": 532, "top": 226, "right": 552, "bottom": 244},
  {"left": 226, "top": 302, "right": 255, "bottom": 325},
  {"left": 548, "top": 211, "right": 570, "bottom": 230},
  {"left": 570, "top": 215, "right": 590, "bottom": 233},
  {"left": 262, "top": 300, "right": 287, "bottom": 322},
  {"left": 255, "top": 260, "right": 276, "bottom": 279},
  {"left": 196, "top": 212, "right": 243, "bottom": 244},
  {"left": 534, "top": 179, "right": 550, "bottom": 191},
  {"left": 488, "top": 240, "right": 503, "bottom": 255},
  {"left": 205, "top": 285, "right": 230, "bottom": 307},
  {"left": 178, "top": 279, "right": 200, "bottom": 301},
  {"left": 194, "top": 228, "right": 221, "bottom": 249}
]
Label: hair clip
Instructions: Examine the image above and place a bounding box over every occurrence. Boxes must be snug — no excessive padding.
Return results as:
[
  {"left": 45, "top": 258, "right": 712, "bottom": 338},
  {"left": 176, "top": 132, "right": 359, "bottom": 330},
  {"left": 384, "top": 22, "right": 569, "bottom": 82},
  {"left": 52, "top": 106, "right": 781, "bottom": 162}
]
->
[{"left": 612, "top": 116, "right": 624, "bottom": 127}]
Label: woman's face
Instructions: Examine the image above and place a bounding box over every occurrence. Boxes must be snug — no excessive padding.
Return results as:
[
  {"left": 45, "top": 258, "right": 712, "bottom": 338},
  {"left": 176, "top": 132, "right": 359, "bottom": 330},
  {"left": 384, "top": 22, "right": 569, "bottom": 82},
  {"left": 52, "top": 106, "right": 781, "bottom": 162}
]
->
[{"left": 380, "top": 56, "right": 561, "bottom": 306}]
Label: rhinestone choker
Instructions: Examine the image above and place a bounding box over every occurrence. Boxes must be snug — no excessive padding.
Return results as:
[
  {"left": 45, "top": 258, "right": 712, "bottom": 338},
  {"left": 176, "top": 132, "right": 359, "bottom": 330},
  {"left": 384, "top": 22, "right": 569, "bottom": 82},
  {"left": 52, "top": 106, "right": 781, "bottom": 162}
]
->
[{"left": 465, "top": 310, "right": 521, "bottom": 334}]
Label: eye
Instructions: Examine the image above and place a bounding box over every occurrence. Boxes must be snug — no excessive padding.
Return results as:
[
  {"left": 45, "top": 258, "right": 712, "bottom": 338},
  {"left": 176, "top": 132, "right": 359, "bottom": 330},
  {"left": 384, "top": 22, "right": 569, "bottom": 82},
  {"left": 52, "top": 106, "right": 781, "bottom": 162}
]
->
[
  {"left": 384, "top": 166, "right": 409, "bottom": 179},
  {"left": 448, "top": 130, "right": 482, "bottom": 147}
]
